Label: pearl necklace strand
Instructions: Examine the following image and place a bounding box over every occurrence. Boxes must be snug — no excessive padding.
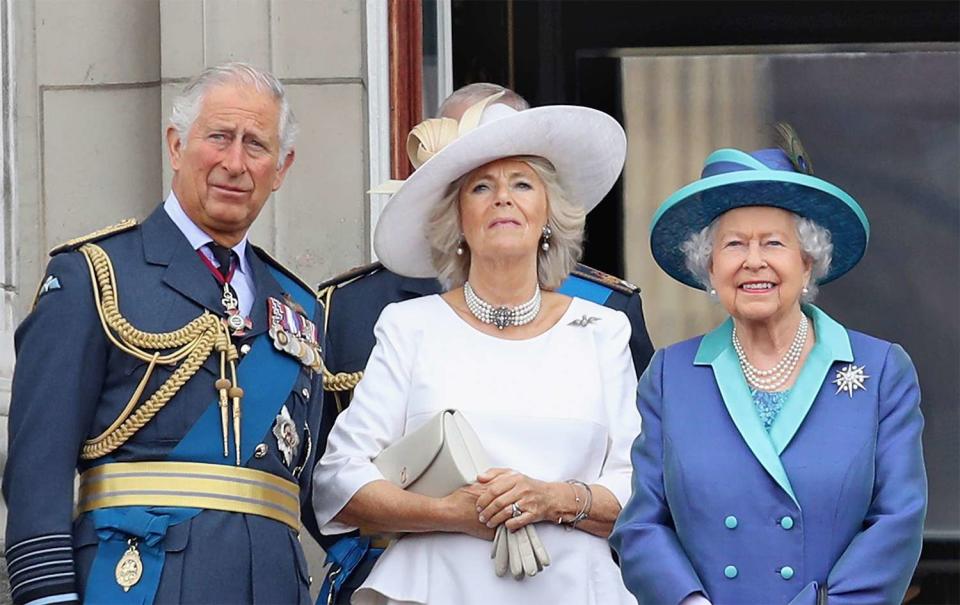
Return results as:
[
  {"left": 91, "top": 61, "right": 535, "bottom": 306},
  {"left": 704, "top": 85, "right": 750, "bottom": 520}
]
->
[
  {"left": 464, "top": 281, "right": 541, "bottom": 330},
  {"left": 732, "top": 314, "right": 809, "bottom": 391}
]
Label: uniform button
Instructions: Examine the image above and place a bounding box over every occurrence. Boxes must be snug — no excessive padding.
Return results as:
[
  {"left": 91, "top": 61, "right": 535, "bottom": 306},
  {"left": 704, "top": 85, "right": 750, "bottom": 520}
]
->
[
  {"left": 724, "top": 515, "right": 738, "bottom": 529},
  {"left": 301, "top": 387, "right": 310, "bottom": 398},
  {"left": 240, "top": 344, "right": 251, "bottom": 355},
  {"left": 779, "top": 516, "right": 794, "bottom": 530},
  {"left": 724, "top": 565, "right": 738, "bottom": 579},
  {"left": 779, "top": 566, "right": 795, "bottom": 580},
  {"left": 254, "top": 443, "right": 268, "bottom": 458}
]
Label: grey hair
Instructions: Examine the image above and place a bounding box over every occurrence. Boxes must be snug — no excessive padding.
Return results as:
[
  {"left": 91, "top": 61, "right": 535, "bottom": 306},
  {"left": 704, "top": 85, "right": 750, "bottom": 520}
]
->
[
  {"left": 437, "top": 83, "right": 529, "bottom": 118},
  {"left": 680, "top": 211, "right": 833, "bottom": 303},
  {"left": 169, "top": 62, "right": 298, "bottom": 167},
  {"left": 427, "top": 156, "right": 585, "bottom": 290}
]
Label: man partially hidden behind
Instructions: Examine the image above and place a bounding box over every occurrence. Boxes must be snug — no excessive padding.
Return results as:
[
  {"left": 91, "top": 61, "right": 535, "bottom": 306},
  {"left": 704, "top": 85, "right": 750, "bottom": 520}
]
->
[
  {"left": 4, "top": 63, "right": 324, "bottom": 605},
  {"left": 311, "top": 83, "right": 654, "bottom": 604}
]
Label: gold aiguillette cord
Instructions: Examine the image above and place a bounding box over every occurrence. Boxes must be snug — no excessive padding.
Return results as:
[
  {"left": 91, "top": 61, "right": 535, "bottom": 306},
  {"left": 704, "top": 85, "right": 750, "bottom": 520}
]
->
[{"left": 214, "top": 320, "right": 243, "bottom": 464}]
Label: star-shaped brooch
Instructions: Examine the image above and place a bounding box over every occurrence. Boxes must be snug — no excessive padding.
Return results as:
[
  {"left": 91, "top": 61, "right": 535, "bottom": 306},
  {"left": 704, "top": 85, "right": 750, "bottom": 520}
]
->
[{"left": 833, "top": 363, "right": 869, "bottom": 398}]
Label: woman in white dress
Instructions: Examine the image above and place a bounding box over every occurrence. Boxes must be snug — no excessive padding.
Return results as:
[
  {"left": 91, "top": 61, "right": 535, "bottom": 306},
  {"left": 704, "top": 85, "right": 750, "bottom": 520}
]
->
[{"left": 312, "top": 93, "right": 640, "bottom": 604}]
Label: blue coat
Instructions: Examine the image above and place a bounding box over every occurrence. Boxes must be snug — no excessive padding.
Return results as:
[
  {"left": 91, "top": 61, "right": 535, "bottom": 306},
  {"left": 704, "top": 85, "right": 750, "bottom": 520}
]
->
[
  {"left": 610, "top": 305, "right": 926, "bottom": 605},
  {"left": 3, "top": 205, "right": 325, "bottom": 605}
]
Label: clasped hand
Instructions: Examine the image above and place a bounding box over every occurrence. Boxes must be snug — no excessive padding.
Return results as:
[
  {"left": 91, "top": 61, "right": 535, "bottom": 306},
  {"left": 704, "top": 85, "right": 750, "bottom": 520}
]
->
[
  {"left": 475, "top": 468, "right": 558, "bottom": 530},
  {"left": 445, "top": 468, "right": 555, "bottom": 579}
]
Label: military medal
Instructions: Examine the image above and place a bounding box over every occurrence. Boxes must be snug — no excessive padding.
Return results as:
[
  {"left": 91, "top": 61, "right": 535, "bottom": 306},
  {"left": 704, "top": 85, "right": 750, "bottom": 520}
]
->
[
  {"left": 221, "top": 282, "right": 252, "bottom": 334},
  {"left": 834, "top": 363, "right": 869, "bottom": 397},
  {"left": 267, "top": 297, "right": 322, "bottom": 371},
  {"left": 197, "top": 247, "right": 251, "bottom": 336},
  {"left": 115, "top": 538, "right": 143, "bottom": 592}
]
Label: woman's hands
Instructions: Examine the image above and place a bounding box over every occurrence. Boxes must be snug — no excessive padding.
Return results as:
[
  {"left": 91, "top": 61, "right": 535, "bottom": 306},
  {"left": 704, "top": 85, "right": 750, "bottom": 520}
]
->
[
  {"left": 474, "top": 468, "right": 571, "bottom": 531},
  {"left": 440, "top": 483, "right": 497, "bottom": 541}
]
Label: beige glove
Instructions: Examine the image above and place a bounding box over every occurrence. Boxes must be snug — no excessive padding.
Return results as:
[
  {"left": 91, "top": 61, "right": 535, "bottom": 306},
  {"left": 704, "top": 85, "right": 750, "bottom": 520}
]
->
[{"left": 490, "top": 523, "right": 551, "bottom": 579}]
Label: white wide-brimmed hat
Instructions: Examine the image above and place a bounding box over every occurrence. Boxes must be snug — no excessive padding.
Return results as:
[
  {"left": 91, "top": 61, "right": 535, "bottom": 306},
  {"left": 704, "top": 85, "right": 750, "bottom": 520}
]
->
[{"left": 372, "top": 94, "right": 627, "bottom": 278}]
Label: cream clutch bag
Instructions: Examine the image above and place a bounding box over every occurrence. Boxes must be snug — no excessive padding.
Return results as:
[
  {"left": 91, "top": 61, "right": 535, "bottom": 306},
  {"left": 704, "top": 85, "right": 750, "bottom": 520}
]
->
[{"left": 373, "top": 409, "right": 491, "bottom": 497}]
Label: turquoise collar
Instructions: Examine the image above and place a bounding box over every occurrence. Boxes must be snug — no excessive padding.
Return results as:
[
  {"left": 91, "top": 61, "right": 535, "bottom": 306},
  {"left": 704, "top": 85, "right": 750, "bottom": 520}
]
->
[{"left": 694, "top": 305, "right": 852, "bottom": 506}]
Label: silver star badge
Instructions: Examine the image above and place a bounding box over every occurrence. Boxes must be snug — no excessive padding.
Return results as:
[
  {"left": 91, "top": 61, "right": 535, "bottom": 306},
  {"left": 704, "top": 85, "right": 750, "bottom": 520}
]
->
[
  {"left": 272, "top": 405, "right": 300, "bottom": 466},
  {"left": 833, "top": 363, "right": 869, "bottom": 398},
  {"left": 568, "top": 315, "right": 601, "bottom": 327}
]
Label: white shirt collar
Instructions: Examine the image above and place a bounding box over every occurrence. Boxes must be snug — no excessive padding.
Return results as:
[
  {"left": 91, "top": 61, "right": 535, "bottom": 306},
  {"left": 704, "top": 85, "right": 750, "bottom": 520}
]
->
[{"left": 163, "top": 191, "right": 252, "bottom": 276}]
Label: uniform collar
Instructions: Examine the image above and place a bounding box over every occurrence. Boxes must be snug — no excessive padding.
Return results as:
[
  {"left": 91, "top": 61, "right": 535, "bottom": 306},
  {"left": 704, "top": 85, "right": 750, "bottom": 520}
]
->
[
  {"left": 163, "top": 191, "right": 252, "bottom": 277},
  {"left": 399, "top": 275, "right": 443, "bottom": 296},
  {"left": 693, "top": 304, "right": 853, "bottom": 507}
]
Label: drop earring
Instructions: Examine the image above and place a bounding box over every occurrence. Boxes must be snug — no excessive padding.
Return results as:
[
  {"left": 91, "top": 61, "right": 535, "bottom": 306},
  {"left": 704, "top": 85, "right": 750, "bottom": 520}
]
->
[
  {"left": 540, "top": 225, "right": 552, "bottom": 252},
  {"left": 456, "top": 235, "right": 465, "bottom": 256}
]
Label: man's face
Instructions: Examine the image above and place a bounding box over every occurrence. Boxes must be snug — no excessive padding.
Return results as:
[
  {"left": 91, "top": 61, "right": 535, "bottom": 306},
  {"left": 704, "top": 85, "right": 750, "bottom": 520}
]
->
[{"left": 167, "top": 82, "right": 294, "bottom": 244}]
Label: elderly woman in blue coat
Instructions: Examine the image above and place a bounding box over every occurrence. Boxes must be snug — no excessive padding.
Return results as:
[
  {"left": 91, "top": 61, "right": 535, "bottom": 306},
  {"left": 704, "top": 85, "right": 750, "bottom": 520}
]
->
[{"left": 610, "top": 129, "right": 926, "bottom": 605}]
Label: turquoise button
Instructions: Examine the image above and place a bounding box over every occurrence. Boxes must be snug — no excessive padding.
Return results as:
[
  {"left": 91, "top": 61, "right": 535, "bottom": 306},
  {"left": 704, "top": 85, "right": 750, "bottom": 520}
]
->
[
  {"left": 724, "top": 515, "right": 738, "bottom": 529},
  {"left": 780, "top": 516, "right": 795, "bottom": 530},
  {"left": 724, "top": 565, "right": 738, "bottom": 579},
  {"left": 780, "top": 566, "right": 795, "bottom": 580}
]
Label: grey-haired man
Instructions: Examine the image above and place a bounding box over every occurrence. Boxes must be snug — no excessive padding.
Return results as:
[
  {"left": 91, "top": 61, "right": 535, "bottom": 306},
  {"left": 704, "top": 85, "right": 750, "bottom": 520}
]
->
[{"left": 4, "top": 63, "right": 323, "bottom": 605}]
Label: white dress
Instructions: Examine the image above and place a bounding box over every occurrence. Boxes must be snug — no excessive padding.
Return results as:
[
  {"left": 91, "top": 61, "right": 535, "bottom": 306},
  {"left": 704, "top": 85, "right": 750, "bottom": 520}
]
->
[{"left": 313, "top": 295, "right": 640, "bottom": 605}]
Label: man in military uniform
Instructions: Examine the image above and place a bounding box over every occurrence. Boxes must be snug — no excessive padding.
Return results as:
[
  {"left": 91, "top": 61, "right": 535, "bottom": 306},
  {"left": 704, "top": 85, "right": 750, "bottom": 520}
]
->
[
  {"left": 4, "top": 63, "right": 324, "bottom": 604},
  {"left": 312, "top": 84, "right": 655, "bottom": 604}
]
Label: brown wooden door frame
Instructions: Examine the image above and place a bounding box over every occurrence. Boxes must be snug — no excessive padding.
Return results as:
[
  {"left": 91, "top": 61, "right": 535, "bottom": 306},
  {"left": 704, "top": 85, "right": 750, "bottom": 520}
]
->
[{"left": 388, "top": 0, "right": 423, "bottom": 180}]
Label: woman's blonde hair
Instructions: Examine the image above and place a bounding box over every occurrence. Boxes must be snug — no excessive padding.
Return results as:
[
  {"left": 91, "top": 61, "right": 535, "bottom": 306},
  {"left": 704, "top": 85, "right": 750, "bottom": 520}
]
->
[{"left": 426, "top": 156, "right": 586, "bottom": 290}]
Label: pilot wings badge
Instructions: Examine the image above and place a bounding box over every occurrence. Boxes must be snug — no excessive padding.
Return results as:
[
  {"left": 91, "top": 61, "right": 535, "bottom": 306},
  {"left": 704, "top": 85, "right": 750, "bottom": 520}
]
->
[{"left": 568, "top": 315, "right": 601, "bottom": 327}]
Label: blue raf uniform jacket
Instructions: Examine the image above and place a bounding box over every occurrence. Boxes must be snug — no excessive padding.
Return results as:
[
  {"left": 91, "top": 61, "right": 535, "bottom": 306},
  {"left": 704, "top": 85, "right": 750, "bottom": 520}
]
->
[
  {"left": 3, "top": 205, "right": 325, "bottom": 605},
  {"left": 610, "top": 305, "right": 927, "bottom": 605}
]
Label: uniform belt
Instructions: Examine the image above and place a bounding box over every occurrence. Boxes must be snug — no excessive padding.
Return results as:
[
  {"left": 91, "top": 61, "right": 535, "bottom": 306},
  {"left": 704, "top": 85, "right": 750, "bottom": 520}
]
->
[{"left": 77, "top": 461, "right": 300, "bottom": 531}]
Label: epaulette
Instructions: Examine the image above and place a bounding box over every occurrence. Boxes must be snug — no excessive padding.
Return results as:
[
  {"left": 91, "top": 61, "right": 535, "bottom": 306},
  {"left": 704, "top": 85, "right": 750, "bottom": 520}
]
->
[
  {"left": 251, "top": 245, "right": 317, "bottom": 297},
  {"left": 316, "top": 263, "right": 383, "bottom": 399},
  {"left": 571, "top": 264, "right": 640, "bottom": 296},
  {"left": 48, "top": 218, "right": 138, "bottom": 256},
  {"left": 317, "top": 261, "right": 385, "bottom": 292}
]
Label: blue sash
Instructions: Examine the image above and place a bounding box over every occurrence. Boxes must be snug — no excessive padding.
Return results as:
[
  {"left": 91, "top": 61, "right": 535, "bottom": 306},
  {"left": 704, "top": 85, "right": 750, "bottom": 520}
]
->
[
  {"left": 85, "top": 267, "right": 315, "bottom": 604},
  {"left": 557, "top": 274, "right": 613, "bottom": 305}
]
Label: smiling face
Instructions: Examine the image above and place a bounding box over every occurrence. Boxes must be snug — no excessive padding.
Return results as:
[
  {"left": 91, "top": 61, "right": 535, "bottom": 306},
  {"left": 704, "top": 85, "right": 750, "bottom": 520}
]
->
[
  {"left": 167, "top": 82, "right": 294, "bottom": 245},
  {"left": 708, "top": 206, "right": 812, "bottom": 324},
  {"left": 458, "top": 158, "right": 548, "bottom": 264}
]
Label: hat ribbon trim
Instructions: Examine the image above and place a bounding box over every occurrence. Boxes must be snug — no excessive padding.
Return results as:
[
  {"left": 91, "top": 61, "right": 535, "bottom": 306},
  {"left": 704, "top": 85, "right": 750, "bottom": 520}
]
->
[{"left": 370, "top": 91, "right": 507, "bottom": 196}]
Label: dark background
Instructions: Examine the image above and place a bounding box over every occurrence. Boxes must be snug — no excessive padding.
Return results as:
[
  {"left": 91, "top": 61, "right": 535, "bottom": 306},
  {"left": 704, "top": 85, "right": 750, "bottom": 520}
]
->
[{"left": 451, "top": 2, "right": 960, "bottom": 603}]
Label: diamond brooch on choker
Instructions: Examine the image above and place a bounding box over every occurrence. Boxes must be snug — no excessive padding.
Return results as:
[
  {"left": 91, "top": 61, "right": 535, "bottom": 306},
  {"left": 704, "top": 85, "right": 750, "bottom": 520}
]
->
[{"left": 464, "top": 281, "right": 541, "bottom": 330}]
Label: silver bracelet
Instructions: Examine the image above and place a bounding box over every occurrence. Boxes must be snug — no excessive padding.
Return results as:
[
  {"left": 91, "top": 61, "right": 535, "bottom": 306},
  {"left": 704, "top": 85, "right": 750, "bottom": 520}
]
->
[{"left": 563, "top": 480, "right": 593, "bottom": 530}]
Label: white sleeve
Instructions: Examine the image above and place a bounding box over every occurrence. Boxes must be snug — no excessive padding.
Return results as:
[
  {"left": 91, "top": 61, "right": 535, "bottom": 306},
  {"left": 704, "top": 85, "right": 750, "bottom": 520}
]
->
[
  {"left": 311, "top": 302, "right": 417, "bottom": 533},
  {"left": 592, "top": 310, "right": 642, "bottom": 506}
]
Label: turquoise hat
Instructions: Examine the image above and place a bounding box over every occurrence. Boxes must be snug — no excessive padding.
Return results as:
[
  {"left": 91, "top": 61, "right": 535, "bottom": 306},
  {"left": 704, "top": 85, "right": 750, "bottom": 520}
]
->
[{"left": 649, "top": 146, "right": 870, "bottom": 289}]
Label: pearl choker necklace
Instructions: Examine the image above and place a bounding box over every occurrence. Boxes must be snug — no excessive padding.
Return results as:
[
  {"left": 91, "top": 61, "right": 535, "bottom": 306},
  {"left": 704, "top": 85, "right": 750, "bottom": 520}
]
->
[
  {"left": 732, "top": 314, "right": 809, "bottom": 392},
  {"left": 463, "top": 281, "right": 541, "bottom": 330}
]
